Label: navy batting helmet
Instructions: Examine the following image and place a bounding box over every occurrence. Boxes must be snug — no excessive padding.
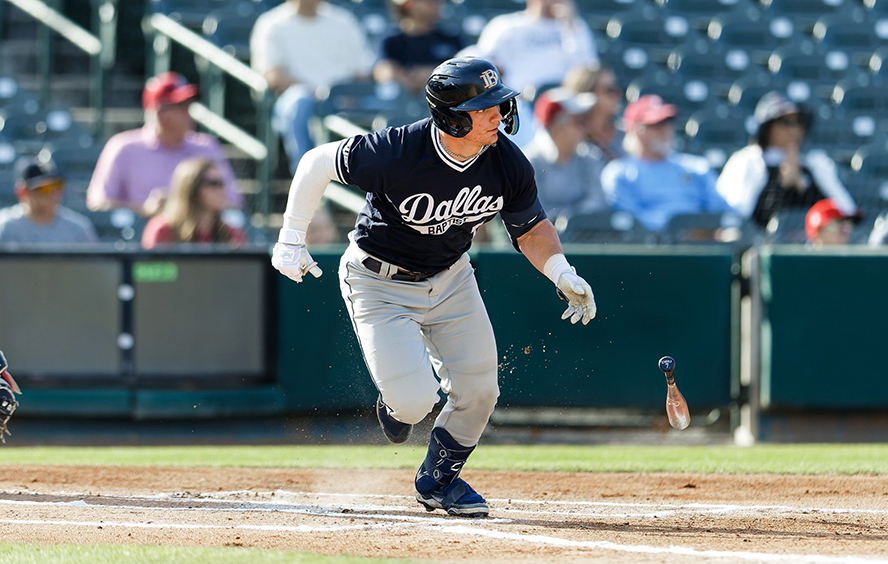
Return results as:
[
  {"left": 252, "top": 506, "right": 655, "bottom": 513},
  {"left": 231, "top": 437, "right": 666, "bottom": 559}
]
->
[{"left": 426, "top": 57, "right": 520, "bottom": 138}]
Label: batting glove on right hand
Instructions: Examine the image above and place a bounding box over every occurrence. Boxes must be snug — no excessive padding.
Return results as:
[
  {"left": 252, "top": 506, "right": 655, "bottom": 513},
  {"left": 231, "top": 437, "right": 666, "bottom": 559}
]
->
[
  {"left": 271, "top": 229, "right": 323, "bottom": 283},
  {"left": 556, "top": 268, "right": 597, "bottom": 325}
]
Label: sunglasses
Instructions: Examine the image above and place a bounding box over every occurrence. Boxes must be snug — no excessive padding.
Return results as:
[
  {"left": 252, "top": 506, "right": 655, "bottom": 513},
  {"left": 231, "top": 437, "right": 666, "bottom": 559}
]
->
[
  {"left": 774, "top": 116, "right": 802, "bottom": 127},
  {"left": 201, "top": 177, "right": 225, "bottom": 188},
  {"left": 27, "top": 179, "right": 65, "bottom": 194}
]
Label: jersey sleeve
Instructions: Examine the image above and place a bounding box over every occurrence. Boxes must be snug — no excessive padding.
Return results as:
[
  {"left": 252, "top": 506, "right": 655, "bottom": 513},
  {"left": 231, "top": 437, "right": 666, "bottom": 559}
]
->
[
  {"left": 499, "top": 150, "right": 547, "bottom": 251},
  {"left": 334, "top": 129, "right": 402, "bottom": 192}
]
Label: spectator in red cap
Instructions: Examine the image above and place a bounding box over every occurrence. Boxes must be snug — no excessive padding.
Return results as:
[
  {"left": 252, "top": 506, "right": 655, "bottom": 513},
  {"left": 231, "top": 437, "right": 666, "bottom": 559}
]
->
[
  {"left": 600, "top": 94, "right": 734, "bottom": 232},
  {"left": 523, "top": 87, "right": 607, "bottom": 221},
  {"left": 717, "top": 91, "right": 857, "bottom": 228},
  {"left": 87, "top": 72, "right": 243, "bottom": 217},
  {"left": 806, "top": 198, "right": 861, "bottom": 247}
]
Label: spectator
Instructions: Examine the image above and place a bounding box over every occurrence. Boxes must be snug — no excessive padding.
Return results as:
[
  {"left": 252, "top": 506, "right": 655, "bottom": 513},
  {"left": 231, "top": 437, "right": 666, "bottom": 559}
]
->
[
  {"left": 806, "top": 198, "right": 861, "bottom": 248},
  {"left": 0, "top": 157, "right": 97, "bottom": 244},
  {"left": 562, "top": 63, "right": 625, "bottom": 163},
  {"left": 87, "top": 72, "right": 243, "bottom": 217},
  {"left": 373, "top": 0, "right": 464, "bottom": 96},
  {"left": 523, "top": 88, "right": 607, "bottom": 221},
  {"left": 142, "top": 158, "right": 248, "bottom": 249},
  {"left": 600, "top": 95, "right": 734, "bottom": 232},
  {"left": 717, "top": 91, "right": 857, "bottom": 228},
  {"left": 472, "top": 0, "right": 599, "bottom": 146},
  {"left": 250, "top": 0, "right": 375, "bottom": 172},
  {"left": 868, "top": 211, "right": 888, "bottom": 246}
]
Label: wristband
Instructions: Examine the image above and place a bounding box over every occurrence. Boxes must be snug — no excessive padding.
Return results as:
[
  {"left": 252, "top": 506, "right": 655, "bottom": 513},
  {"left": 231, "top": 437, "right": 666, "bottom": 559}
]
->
[
  {"left": 544, "top": 254, "right": 571, "bottom": 285},
  {"left": 278, "top": 228, "right": 307, "bottom": 245}
]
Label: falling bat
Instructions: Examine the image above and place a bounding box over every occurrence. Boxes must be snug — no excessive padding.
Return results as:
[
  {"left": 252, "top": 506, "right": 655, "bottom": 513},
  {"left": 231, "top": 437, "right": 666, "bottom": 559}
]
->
[{"left": 658, "top": 356, "right": 690, "bottom": 430}]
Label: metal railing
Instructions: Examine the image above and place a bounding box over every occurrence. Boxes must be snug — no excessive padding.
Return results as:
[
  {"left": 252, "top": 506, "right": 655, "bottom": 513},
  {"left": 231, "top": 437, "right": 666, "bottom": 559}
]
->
[
  {"left": 2, "top": 0, "right": 116, "bottom": 136},
  {"left": 144, "top": 12, "right": 278, "bottom": 225}
]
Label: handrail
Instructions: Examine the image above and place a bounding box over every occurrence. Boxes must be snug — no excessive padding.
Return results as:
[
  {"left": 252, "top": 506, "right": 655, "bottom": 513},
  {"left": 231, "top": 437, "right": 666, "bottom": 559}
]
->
[
  {"left": 6, "top": 0, "right": 101, "bottom": 54},
  {"left": 3, "top": 0, "right": 113, "bottom": 136},
  {"left": 145, "top": 13, "right": 277, "bottom": 225}
]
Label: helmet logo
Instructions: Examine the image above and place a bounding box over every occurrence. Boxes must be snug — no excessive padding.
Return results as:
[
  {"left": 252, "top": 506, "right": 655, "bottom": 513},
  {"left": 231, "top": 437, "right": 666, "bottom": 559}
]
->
[{"left": 480, "top": 69, "right": 498, "bottom": 89}]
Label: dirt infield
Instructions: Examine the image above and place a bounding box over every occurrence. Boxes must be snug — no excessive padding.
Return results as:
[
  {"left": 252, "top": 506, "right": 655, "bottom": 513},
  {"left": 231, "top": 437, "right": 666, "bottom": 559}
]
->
[{"left": 1, "top": 465, "right": 887, "bottom": 563}]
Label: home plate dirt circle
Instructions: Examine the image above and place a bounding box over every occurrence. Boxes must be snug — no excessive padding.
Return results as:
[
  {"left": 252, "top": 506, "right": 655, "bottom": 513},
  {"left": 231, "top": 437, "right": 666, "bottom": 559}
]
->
[{"left": 1, "top": 466, "right": 887, "bottom": 563}]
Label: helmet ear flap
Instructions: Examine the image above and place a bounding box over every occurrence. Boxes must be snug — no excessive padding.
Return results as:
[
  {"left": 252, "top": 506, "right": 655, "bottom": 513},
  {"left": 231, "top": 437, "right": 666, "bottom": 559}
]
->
[
  {"left": 429, "top": 102, "right": 473, "bottom": 138},
  {"left": 499, "top": 99, "right": 519, "bottom": 135}
]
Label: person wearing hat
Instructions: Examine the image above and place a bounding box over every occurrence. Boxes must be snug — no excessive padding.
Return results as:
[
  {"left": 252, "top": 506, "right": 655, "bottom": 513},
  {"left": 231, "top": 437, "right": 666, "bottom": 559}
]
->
[
  {"left": 522, "top": 87, "right": 607, "bottom": 221},
  {"left": 806, "top": 198, "right": 862, "bottom": 247},
  {"left": 86, "top": 72, "right": 243, "bottom": 217},
  {"left": 716, "top": 91, "right": 857, "bottom": 228},
  {"left": 0, "top": 157, "right": 97, "bottom": 244},
  {"left": 600, "top": 94, "right": 734, "bottom": 232}
]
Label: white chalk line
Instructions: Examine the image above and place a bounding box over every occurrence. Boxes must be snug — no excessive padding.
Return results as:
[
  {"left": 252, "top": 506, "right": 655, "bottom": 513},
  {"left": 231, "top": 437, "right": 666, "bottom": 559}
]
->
[{"left": 0, "top": 516, "right": 884, "bottom": 564}]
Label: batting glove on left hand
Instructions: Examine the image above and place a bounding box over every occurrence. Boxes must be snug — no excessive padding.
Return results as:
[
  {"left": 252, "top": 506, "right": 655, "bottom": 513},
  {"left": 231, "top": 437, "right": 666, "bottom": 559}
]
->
[
  {"left": 556, "top": 268, "right": 597, "bottom": 325},
  {"left": 271, "top": 229, "right": 323, "bottom": 283}
]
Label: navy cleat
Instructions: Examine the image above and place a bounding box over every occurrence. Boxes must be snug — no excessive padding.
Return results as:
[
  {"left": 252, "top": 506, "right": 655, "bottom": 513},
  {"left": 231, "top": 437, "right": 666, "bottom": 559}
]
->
[
  {"left": 415, "top": 427, "right": 489, "bottom": 518},
  {"left": 376, "top": 395, "right": 413, "bottom": 444}
]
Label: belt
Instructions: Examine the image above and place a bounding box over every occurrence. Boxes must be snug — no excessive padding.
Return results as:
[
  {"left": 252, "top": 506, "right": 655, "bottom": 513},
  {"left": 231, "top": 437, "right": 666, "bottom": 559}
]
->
[{"left": 361, "top": 257, "right": 438, "bottom": 282}]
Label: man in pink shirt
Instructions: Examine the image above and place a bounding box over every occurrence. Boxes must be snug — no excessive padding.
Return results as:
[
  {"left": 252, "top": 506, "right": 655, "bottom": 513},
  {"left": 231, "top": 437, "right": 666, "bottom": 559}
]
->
[{"left": 87, "top": 73, "right": 243, "bottom": 216}]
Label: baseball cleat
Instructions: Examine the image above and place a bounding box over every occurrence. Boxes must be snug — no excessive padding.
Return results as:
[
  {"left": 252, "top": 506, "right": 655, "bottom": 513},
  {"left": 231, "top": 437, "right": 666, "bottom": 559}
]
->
[
  {"left": 375, "top": 395, "right": 413, "bottom": 444},
  {"left": 415, "top": 478, "right": 489, "bottom": 518}
]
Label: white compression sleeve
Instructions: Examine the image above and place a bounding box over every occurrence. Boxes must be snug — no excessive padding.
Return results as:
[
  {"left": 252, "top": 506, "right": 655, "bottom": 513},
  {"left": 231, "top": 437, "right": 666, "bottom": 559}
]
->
[{"left": 281, "top": 141, "right": 342, "bottom": 233}]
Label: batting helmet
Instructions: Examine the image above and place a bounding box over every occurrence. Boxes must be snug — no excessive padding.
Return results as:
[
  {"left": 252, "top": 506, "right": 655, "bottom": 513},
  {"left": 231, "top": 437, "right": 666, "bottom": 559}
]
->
[{"left": 426, "top": 57, "right": 520, "bottom": 138}]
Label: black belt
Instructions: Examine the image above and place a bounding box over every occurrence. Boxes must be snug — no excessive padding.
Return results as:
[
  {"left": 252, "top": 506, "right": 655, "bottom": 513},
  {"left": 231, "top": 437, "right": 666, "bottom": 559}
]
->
[{"left": 361, "top": 257, "right": 438, "bottom": 282}]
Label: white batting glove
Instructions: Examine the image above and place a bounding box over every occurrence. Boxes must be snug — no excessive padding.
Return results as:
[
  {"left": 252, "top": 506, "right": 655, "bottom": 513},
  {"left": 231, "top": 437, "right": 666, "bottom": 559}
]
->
[
  {"left": 545, "top": 255, "right": 597, "bottom": 325},
  {"left": 271, "top": 229, "right": 323, "bottom": 283}
]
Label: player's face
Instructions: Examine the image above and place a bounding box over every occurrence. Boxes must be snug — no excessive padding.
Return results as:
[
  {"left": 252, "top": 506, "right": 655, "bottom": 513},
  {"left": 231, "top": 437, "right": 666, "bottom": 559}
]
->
[{"left": 464, "top": 105, "right": 503, "bottom": 147}]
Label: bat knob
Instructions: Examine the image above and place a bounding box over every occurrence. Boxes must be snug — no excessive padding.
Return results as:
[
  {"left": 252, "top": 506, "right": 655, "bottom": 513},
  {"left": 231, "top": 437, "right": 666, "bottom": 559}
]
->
[{"left": 658, "top": 356, "right": 675, "bottom": 373}]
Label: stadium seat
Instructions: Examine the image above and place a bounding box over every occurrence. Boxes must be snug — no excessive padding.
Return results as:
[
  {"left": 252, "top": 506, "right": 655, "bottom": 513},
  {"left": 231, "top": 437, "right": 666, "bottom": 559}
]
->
[
  {"left": 557, "top": 210, "right": 654, "bottom": 244},
  {"left": 660, "top": 212, "right": 761, "bottom": 247},
  {"left": 768, "top": 45, "right": 856, "bottom": 103},
  {"left": 764, "top": 208, "right": 809, "bottom": 244},
  {"left": 667, "top": 43, "right": 752, "bottom": 98},
  {"left": 813, "top": 12, "right": 884, "bottom": 66},
  {"left": 831, "top": 76, "right": 887, "bottom": 117},
  {"left": 862, "top": 0, "right": 888, "bottom": 15},
  {"left": 726, "top": 70, "right": 789, "bottom": 116},
  {"left": 0, "top": 108, "right": 84, "bottom": 155},
  {"left": 625, "top": 67, "right": 716, "bottom": 115},
  {"left": 655, "top": 0, "right": 758, "bottom": 31},
  {"left": 315, "top": 80, "right": 407, "bottom": 132},
  {"left": 87, "top": 209, "right": 148, "bottom": 243},
  {"left": 202, "top": 3, "right": 265, "bottom": 62},
  {"left": 758, "top": 0, "right": 850, "bottom": 32},
  {"left": 707, "top": 13, "right": 795, "bottom": 65},
  {"left": 683, "top": 108, "right": 752, "bottom": 169},
  {"left": 149, "top": 0, "right": 251, "bottom": 29},
  {"left": 578, "top": 0, "right": 642, "bottom": 31},
  {"left": 850, "top": 141, "right": 888, "bottom": 214},
  {"left": 605, "top": 10, "right": 696, "bottom": 63},
  {"left": 806, "top": 115, "right": 880, "bottom": 167}
]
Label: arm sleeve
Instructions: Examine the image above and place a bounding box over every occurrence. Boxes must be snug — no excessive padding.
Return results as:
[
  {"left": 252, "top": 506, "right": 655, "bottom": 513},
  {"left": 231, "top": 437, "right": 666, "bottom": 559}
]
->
[
  {"left": 806, "top": 150, "right": 857, "bottom": 213},
  {"left": 281, "top": 141, "right": 343, "bottom": 233}
]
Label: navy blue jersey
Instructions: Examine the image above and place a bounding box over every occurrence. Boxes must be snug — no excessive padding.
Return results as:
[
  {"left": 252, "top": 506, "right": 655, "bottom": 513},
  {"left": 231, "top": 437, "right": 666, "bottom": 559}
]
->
[
  {"left": 380, "top": 28, "right": 464, "bottom": 69},
  {"left": 334, "top": 118, "right": 546, "bottom": 272}
]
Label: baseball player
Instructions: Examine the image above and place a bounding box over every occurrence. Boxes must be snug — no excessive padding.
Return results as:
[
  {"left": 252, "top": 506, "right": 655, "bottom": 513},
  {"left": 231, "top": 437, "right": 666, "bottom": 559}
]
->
[
  {"left": 0, "top": 350, "right": 21, "bottom": 443},
  {"left": 272, "top": 57, "right": 596, "bottom": 517}
]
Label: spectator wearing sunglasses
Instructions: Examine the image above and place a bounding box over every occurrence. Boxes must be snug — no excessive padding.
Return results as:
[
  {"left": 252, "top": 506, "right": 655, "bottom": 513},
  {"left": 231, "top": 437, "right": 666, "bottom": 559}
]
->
[
  {"left": 0, "top": 157, "right": 97, "bottom": 244},
  {"left": 141, "top": 158, "right": 247, "bottom": 248},
  {"left": 717, "top": 91, "right": 857, "bottom": 228}
]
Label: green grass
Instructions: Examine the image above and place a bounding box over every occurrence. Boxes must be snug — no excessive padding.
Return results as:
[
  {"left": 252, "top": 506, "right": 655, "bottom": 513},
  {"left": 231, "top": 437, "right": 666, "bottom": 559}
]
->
[
  {"left": 2, "top": 444, "right": 887, "bottom": 474},
  {"left": 0, "top": 544, "right": 423, "bottom": 564}
]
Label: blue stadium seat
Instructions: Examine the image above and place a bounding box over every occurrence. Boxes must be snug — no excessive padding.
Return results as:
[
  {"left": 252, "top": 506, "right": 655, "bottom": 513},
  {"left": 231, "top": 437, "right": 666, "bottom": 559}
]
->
[
  {"left": 707, "top": 12, "right": 795, "bottom": 64},
  {"left": 758, "top": 0, "right": 851, "bottom": 32},
  {"left": 578, "top": 0, "right": 642, "bottom": 30},
  {"left": 557, "top": 210, "right": 654, "bottom": 244},
  {"left": 149, "top": 0, "right": 255, "bottom": 29},
  {"left": 768, "top": 45, "right": 857, "bottom": 103},
  {"left": 0, "top": 108, "right": 85, "bottom": 155},
  {"left": 850, "top": 141, "right": 888, "bottom": 214},
  {"left": 655, "top": 0, "right": 759, "bottom": 31},
  {"left": 726, "top": 70, "right": 789, "bottom": 116},
  {"left": 202, "top": 3, "right": 265, "bottom": 62},
  {"left": 625, "top": 67, "right": 717, "bottom": 115},
  {"left": 667, "top": 42, "right": 752, "bottom": 98},
  {"left": 805, "top": 114, "right": 879, "bottom": 167},
  {"left": 764, "top": 208, "right": 809, "bottom": 244},
  {"left": 660, "top": 212, "right": 761, "bottom": 246},
  {"left": 605, "top": 10, "right": 696, "bottom": 63},
  {"left": 683, "top": 107, "right": 752, "bottom": 169},
  {"left": 315, "top": 80, "right": 408, "bottom": 132},
  {"left": 831, "top": 76, "right": 887, "bottom": 117},
  {"left": 813, "top": 12, "right": 884, "bottom": 66}
]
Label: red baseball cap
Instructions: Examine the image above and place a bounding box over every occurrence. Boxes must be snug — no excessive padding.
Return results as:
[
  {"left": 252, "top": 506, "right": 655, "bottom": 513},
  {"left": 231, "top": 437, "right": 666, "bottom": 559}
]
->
[
  {"left": 143, "top": 72, "right": 199, "bottom": 111},
  {"left": 805, "top": 198, "right": 862, "bottom": 240},
  {"left": 623, "top": 94, "right": 677, "bottom": 132},
  {"left": 534, "top": 88, "right": 596, "bottom": 128}
]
